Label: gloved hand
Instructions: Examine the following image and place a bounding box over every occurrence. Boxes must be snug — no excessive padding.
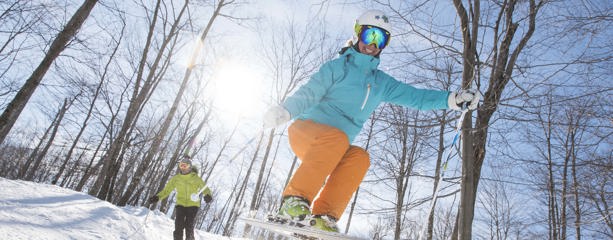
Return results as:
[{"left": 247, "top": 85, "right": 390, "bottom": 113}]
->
[
  {"left": 448, "top": 89, "right": 481, "bottom": 111},
  {"left": 262, "top": 105, "right": 291, "bottom": 128},
  {"left": 148, "top": 195, "right": 159, "bottom": 204},
  {"left": 203, "top": 194, "right": 213, "bottom": 203}
]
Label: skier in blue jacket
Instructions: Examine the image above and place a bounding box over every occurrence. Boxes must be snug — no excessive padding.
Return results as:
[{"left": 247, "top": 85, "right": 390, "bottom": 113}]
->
[{"left": 263, "top": 10, "right": 480, "bottom": 232}]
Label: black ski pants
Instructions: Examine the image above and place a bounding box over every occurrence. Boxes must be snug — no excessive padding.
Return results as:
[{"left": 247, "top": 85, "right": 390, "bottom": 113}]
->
[{"left": 173, "top": 206, "right": 199, "bottom": 240}]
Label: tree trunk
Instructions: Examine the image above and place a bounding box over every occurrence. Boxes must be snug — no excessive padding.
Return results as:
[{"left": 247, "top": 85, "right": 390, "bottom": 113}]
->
[
  {"left": 453, "top": 1, "right": 542, "bottom": 239},
  {"left": 17, "top": 114, "right": 55, "bottom": 179},
  {"left": 249, "top": 129, "right": 275, "bottom": 211},
  {"left": 205, "top": 122, "right": 238, "bottom": 183},
  {"left": 424, "top": 110, "right": 449, "bottom": 240},
  {"left": 60, "top": 149, "right": 87, "bottom": 188},
  {"left": 543, "top": 100, "right": 559, "bottom": 240},
  {"left": 0, "top": 0, "right": 98, "bottom": 145},
  {"left": 117, "top": 0, "right": 193, "bottom": 206},
  {"left": 229, "top": 133, "right": 265, "bottom": 236},
  {"left": 452, "top": 1, "right": 479, "bottom": 239},
  {"left": 561, "top": 125, "right": 570, "bottom": 240},
  {"left": 75, "top": 122, "right": 109, "bottom": 192},
  {"left": 25, "top": 99, "right": 70, "bottom": 181},
  {"left": 52, "top": 18, "right": 123, "bottom": 186},
  {"left": 93, "top": 0, "right": 164, "bottom": 201},
  {"left": 570, "top": 129, "right": 581, "bottom": 240}
]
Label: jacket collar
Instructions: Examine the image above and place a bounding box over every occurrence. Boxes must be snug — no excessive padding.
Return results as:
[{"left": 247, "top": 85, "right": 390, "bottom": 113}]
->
[
  {"left": 341, "top": 47, "right": 380, "bottom": 72},
  {"left": 179, "top": 171, "right": 196, "bottom": 177}
]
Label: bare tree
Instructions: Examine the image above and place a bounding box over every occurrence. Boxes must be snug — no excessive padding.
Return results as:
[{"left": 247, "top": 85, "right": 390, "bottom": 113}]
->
[
  {"left": 51, "top": 14, "right": 126, "bottom": 186},
  {"left": 476, "top": 169, "right": 526, "bottom": 240},
  {"left": 375, "top": 0, "right": 545, "bottom": 238},
  {"left": 451, "top": 1, "right": 544, "bottom": 239},
  {"left": 23, "top": 98, "right": 71, "bottom": 181},
  {"left": 372, "top": 105, "right": 424, "bottom": 240},
  {"left": 0, "top": 1, "right": 45, "bottom": 99},
  {"left": 0, "top": 0, "right": 98, "bottom": 144},
  {"left": 116, "top": 0, "right": 232, "bottom": 207},
  {"left": 521, "top": 90, "right": 612, "bottom": 239},
  {"left": 91, "top": 0, "right": 189, "bottom": 201}
]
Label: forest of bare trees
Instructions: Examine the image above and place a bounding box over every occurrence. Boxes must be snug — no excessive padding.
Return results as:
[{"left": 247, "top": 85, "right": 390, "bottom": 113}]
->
[{"left": 0, "top": 1, "right": 610, "bottom": 239}]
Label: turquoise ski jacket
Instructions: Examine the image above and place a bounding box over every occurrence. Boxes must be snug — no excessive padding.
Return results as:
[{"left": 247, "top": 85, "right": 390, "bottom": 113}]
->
[{"left": 282, "top": 47, "right": 450, "bottom": 143}]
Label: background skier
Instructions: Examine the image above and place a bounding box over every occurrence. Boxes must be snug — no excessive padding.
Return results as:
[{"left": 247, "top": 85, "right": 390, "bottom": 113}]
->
[
  {"left": 262, "top": 9, "right": 480, "bottom": 232},
  {"left": 149, "top": 159, "right": 213, "bottom": 240}
]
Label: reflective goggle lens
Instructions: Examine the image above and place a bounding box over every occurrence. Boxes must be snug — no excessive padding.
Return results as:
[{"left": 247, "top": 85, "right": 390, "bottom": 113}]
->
[{"left": 359, "top": 25, "right": 390, "bottom": 49}]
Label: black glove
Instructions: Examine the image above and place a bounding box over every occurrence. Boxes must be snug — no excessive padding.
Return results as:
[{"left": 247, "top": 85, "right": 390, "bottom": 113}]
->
[
  {"left": 148, "top": 195, "right": 159, "bottom": 204},
  {"left": 203, "top": 194, "right": 212, "bottom": 203}
]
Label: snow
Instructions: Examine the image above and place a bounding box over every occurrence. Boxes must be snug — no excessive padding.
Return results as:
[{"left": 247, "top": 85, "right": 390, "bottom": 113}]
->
[{"left": 0, "top": 178, "right": 247, "bottom": 240}]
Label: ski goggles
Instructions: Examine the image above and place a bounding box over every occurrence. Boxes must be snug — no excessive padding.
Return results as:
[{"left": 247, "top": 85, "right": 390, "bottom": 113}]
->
[
  {"left": 356, "top": 25, "right": 391, "bottom": 49},
  {"left": 178, "top": 162, "right": 191, "bottom": 170}
]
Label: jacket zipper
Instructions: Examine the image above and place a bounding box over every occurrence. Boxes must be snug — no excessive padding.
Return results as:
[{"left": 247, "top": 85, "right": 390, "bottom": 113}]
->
[{"left": 361, "top": 83, "right": 371, "bottom": 110}]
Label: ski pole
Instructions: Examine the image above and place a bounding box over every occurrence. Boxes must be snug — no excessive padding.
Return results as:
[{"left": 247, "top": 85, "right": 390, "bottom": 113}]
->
[
  {"left": 142, "top": 209, "right": 151, "bottom": 227},
  {"left": 419, "top": 105, "right": 469, "bottom": 240}
]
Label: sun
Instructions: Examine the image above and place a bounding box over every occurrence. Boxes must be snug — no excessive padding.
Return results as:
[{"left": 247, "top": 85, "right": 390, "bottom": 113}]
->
[{"left": 210, "top": 59, "right": 264, "bottom": 125}]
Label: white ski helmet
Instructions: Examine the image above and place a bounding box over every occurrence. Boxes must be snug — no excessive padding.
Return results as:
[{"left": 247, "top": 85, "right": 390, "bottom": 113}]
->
[{"left": 354, "top": 10, "right": 392, "bottom": 35}]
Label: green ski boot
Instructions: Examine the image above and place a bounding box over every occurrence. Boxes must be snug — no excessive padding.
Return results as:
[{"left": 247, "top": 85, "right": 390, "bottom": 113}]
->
[
  {"left": 309, "top": 215, "right": 339, "bottom": 232},
  {"left": 278, "top": 196, "right": 311, "bottom": 221}
]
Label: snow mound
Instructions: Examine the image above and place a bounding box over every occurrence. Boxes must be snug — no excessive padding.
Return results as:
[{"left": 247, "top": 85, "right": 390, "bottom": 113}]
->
[{"left": 0, "top": 177, "right": 247, "bottom": 240}]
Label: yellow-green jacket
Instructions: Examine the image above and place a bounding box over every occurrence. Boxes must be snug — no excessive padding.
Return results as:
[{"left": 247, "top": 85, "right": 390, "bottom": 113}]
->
[{"left": 156, "top": 171, "right": 211, "bottom": 207}]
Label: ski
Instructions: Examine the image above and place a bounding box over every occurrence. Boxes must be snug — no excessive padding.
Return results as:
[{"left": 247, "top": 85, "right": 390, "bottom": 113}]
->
[{"left": 240, "top": 216, "right": 365, "bottom": 240}]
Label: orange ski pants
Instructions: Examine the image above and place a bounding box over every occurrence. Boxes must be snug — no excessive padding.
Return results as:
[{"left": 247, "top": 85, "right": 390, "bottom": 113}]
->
[{"left": 283, "top": 119, "right": 370, "bottom": 220}]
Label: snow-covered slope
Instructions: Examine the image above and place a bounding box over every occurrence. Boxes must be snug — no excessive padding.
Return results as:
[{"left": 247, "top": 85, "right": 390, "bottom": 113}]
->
[{"left": 0, "top": 177, "right": 247, "bottom": 240}]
